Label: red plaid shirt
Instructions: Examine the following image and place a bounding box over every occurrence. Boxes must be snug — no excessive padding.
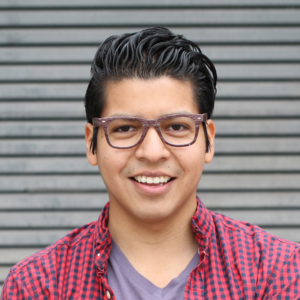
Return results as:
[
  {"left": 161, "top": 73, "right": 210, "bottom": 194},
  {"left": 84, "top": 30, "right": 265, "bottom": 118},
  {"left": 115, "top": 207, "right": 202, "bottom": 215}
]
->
[{"left": 2, "top": 198, "right": 300, "bottom": 300}]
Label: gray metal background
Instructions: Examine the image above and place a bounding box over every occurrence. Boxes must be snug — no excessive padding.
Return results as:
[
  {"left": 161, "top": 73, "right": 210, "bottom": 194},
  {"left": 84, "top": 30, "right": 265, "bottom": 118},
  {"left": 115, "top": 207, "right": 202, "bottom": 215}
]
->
[{"left": 0, "top": 0, "right": 300, "bottom": 292}]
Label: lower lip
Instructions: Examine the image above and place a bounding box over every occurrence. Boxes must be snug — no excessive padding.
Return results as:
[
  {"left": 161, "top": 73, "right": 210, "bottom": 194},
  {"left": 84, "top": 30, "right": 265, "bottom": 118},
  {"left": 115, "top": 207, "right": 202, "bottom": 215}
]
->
[{"left": 131, "top": 178, "right": 174, "bottom": 196}]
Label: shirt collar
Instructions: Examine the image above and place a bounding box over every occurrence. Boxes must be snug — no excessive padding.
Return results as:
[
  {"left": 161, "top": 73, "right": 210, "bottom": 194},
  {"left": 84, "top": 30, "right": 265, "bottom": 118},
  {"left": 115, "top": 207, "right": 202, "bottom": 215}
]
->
[
  {"left": 94, "top": 197, "right": 213, "bottom": 266},
  {"left": 94, "top": 201, "right": 111, "bottom": 271},
  {"left": 191, "top": 197, "right": 214, "bottom": 249}
]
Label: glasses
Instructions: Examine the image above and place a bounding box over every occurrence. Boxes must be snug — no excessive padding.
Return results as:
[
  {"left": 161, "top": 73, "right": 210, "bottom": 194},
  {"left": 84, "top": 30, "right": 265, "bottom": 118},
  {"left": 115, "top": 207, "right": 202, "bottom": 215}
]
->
[{"left": 92, "top": 113, "right": 207, "bottom": 149}]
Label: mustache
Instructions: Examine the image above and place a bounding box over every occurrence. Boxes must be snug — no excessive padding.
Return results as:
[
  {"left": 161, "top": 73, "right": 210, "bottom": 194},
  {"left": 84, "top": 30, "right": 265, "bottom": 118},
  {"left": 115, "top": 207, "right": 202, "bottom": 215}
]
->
[{"left": 123, "top": 165, "right": 183, "bottom": 177}]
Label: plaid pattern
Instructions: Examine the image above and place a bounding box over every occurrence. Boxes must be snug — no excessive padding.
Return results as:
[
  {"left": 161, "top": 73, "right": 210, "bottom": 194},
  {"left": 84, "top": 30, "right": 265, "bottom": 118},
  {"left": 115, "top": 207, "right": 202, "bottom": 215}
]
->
[{"left": 2, "top": 198, "right": 300, "bottom": 300}]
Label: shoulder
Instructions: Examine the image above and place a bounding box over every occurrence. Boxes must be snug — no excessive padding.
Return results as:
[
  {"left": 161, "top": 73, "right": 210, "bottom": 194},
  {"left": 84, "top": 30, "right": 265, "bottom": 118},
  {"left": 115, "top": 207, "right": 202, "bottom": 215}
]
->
[
  {"left": 2, "top": 221, "right": 98, "bottom": 298},
  {"left": 13, "top": 220, "right": 97, "bottom": 271},
  {"left": 208, "top": 210, "right": 300, "bottom": 297},
  {"left": 210, "top": 210, "right": 300, "bottom": 277},
  {"left": 211, "top": 210, "right": 300, "bottom": 253}
]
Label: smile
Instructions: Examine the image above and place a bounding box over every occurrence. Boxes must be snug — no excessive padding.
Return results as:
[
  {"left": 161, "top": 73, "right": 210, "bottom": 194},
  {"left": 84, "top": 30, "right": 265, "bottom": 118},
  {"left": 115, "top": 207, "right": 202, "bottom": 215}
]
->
[{"left": 132, "top": 176, "right": 173, "bottom": 186}]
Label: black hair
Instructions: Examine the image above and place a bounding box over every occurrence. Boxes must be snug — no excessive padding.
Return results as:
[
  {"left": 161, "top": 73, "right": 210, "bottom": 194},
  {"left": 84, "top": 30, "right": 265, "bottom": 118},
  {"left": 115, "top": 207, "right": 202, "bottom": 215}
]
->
[{"left": 84, "top": 27, "right": 217, "bottom": 153}]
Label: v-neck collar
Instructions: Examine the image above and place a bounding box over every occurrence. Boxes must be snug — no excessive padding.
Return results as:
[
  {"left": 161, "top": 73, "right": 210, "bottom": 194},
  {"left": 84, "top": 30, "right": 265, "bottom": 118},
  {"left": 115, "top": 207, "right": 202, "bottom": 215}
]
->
[{"left": 109, "top": 239, "right": 199, "bottom": 299}]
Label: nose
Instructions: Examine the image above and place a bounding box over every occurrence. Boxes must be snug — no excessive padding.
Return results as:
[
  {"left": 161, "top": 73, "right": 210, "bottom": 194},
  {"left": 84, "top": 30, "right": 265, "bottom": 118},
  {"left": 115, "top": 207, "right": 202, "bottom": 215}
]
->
[{"left": 135, "top": 127, "right": 171, "bottom": 162}]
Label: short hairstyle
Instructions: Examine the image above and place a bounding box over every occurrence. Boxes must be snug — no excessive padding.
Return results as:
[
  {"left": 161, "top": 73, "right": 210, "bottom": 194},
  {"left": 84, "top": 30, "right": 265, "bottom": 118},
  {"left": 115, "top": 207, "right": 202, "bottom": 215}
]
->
[{"left": 84, "top": 27, "right": 217, "bottom": 153}]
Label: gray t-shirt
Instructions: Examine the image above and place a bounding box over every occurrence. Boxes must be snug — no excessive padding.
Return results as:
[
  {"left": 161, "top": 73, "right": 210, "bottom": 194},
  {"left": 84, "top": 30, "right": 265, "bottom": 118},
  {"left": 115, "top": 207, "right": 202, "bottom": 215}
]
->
[{"left": 107, "top": 239, "right": 199, "bottom": 300}]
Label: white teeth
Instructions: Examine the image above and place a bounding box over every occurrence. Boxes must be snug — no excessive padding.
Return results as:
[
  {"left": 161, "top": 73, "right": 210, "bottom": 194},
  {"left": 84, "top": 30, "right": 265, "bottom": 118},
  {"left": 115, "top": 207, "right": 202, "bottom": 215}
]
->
[
  {"left": 147, "top": 177, "right": 153, "bottom": 184},
  {"left": 153, "top": 177, "right": 159, "bottom": 184},
  {"left": 134, "top": 176, "right": 171, "bottom": 184}
]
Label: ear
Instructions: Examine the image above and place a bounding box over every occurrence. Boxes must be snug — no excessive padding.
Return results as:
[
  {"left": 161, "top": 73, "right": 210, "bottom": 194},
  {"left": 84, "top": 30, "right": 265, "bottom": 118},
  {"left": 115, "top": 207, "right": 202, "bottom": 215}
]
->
[
  {"left": 204, "top": 119, "right": 215, "bottom": 163},
  {"left": 85, "top": 123, "right": 98, "bottom": 166}
]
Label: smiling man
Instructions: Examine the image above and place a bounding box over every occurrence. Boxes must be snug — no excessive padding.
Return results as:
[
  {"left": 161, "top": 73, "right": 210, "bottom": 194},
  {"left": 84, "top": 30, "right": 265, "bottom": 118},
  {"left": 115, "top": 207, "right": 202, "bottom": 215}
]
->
[{"left": 2, "top": 27, "right": 300, "bottom": 300}]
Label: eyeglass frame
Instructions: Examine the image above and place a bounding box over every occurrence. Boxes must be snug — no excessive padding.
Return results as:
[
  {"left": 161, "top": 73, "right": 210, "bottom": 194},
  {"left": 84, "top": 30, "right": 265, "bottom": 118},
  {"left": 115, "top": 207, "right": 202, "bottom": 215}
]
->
[{"left": 92, "top": 113, "right": 208, "bottom": 149}]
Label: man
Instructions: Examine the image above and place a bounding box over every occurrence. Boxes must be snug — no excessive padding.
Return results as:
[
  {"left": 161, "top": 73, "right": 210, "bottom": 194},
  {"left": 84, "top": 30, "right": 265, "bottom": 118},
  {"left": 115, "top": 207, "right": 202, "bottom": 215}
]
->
[{"left": 2, "top": 27, "right": 300, "bottom": 300}]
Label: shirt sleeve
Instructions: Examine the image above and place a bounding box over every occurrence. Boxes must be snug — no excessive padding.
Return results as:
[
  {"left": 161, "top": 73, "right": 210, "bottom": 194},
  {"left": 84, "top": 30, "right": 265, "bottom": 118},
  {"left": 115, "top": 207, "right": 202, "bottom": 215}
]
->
[
  {"left": 1, "top": 270, "right": 34, "bottom": 300},
  {"left": 264, "top": 248, "right": 300, "bottom": 299}
]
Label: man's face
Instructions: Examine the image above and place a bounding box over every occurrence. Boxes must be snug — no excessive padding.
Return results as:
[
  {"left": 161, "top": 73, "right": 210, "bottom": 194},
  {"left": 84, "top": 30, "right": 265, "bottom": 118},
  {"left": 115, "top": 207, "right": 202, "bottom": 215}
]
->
[{"left": 86, "top": 77, "right": 215, "bottom": 223}]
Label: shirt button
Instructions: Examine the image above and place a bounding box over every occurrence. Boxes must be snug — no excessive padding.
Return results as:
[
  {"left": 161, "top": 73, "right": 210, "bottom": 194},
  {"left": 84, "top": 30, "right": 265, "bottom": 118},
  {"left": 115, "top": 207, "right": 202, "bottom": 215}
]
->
[
  {"left": 106, "top": 291, "right": 111, "bottom": 299},
  {"left": 97, "top": 253, "right": 100, "bottom": 256}
]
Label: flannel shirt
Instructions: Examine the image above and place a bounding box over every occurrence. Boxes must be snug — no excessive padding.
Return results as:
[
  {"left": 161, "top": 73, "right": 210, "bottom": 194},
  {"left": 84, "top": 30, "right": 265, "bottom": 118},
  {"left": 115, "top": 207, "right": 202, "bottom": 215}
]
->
[{"left": 2, "top": 198, "right": 300, "bottom": 300}]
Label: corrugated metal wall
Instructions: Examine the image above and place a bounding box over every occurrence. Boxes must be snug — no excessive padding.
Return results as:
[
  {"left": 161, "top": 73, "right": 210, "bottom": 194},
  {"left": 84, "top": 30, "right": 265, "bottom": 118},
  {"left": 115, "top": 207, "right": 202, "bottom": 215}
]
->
[{"left": 0, "top": 0, "right": 300, "bottom": 292}]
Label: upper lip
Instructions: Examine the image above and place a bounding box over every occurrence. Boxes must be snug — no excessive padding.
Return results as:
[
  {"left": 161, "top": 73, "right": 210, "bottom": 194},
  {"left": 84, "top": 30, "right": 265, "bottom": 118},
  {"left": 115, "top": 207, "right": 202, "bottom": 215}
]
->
[{"left": 131, "top": 171, "right": 174, "bottom": 178}]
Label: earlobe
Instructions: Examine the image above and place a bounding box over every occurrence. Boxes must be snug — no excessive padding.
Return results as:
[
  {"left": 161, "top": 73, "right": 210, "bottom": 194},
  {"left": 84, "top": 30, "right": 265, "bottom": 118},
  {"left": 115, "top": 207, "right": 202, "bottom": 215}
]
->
[
  {"left": 204, "top": 119, "right": 215, "bottom": 163},
  {"left": 85, "top": 123, "right": 98, "bottom": 166}
]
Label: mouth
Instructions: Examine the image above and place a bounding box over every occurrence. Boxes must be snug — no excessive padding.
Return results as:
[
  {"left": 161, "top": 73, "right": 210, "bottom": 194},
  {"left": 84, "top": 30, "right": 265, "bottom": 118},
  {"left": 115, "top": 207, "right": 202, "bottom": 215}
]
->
[{"left": 131, "top": 175, "right": 175, "bottom": 187}]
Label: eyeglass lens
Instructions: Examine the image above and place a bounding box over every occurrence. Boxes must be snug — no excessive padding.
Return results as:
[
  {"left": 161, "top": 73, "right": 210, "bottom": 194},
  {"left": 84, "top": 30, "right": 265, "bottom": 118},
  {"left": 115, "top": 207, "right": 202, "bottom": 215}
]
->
[{"left": 107, "top": 116, "right": 196, "bottom": 147}]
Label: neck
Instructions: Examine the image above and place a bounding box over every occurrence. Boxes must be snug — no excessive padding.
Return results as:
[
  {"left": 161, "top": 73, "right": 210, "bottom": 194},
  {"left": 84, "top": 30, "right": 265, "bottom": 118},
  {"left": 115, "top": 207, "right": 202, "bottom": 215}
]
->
[
  {"left": 107, "top": 198, "right": 199, "bottom": 287},
  {"left": 108, "top": 197, "right": 198, "bottom": 249}
]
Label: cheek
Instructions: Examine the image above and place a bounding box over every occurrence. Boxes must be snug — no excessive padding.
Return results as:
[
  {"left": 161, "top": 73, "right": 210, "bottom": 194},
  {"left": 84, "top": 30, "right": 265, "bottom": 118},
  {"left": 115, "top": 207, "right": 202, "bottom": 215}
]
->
[
  {"left": 187, "top": 154, "right": 204, "bottom": 172},
  {"left": 178, "top": 140, "right": 206, "bottom": 164},
  {"left": 97, "top": 144, "right": 132, "bottom": 180},
  {"left": 177, "top": 146, "right": 206, "bottom": 176}
]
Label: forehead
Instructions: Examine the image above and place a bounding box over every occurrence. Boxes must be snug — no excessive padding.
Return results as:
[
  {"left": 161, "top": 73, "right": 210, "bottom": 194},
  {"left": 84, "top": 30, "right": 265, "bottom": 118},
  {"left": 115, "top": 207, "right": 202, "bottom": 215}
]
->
[{"left": 102, "top": 77, "right": 199, "bottom": 118}]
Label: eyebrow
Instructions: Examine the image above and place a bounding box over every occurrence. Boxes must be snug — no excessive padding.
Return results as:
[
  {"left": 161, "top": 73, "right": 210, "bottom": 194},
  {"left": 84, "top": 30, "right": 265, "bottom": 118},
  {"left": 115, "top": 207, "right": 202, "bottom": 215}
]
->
[{"left": 109, "top": 111, "right": 193, "bottom": 118}]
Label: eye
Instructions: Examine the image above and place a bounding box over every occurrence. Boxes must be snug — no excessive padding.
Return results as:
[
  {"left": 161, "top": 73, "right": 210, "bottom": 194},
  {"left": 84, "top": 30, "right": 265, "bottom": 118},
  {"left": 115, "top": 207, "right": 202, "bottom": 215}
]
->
[
  {"left": 114, "top": 125, "right": 136, "bottom": 132},
  {"left": 166, "top": 124, "right": 188, "bottom": 131}
]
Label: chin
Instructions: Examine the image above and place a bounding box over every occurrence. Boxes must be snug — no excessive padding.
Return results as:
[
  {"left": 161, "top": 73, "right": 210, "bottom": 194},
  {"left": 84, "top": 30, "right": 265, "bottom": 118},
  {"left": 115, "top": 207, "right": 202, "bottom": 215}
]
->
[{"left": 131, "top": 204, "right": 176, "bottom": 223}]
